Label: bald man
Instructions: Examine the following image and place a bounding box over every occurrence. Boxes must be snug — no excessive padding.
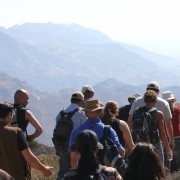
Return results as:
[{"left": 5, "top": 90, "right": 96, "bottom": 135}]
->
[{"left": 12, "top": 89, "right": 42, "bottom": 142}]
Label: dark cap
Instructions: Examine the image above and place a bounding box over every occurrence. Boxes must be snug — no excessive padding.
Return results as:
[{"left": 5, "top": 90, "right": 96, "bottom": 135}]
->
[{"left": 71, "top": 130, "right": 103, "bottom": 150}]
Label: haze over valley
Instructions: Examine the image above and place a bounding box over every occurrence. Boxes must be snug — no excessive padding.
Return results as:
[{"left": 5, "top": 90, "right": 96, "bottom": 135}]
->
[{"left": 0, "top": 23, "right": 180, "bottom": 145}]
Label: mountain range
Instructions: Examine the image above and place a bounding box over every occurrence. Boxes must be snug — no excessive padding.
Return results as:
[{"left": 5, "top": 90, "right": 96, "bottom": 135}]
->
[
  {"left": 0, "top": 23, "right": 180, "bottom": 145},
  {"left": 0, "top": 72, "right": 180, "bottom": 145},
  {"left": 0, "top": 23, "right": 180, "bottom": 91}
]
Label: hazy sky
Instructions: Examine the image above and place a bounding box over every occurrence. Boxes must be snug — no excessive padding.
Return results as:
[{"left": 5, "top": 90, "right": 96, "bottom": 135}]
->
[{"left": 0, "top": 0, "right": 180, "bottom": 58}]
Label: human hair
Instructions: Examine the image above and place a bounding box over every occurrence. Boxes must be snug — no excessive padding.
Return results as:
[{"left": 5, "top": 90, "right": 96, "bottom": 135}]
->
[
  {"left": 84, "top": 90, "right": 94, "bottom": 99},
  {"left": 144, "top": 90, "right": 157, "bottom": 103},
  {"left": 71, "top": 98, "right": 82, "bottom": 104},
  {"left": 146, "top": 88, "right": 159, "bottom": 94},
  {"left": 167, "top": 100, "right": 174, "bottom": 113},
  {"left": 77, "top": 141, "right": 100, "bottom": 179},
  {"left": 123, "top": 142, "right": 165, "bottom": 180},
  {"left": 101, "top": 101, "right": 119, "bottom": 125},
  {"left": 0, "top": 102, "right": 13, "bottom": 118}
]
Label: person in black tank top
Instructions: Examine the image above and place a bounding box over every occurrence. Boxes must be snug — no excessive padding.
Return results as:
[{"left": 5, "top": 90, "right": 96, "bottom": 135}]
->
[{"left": 101, "top": 101, "right": 135, "bottom": 153}]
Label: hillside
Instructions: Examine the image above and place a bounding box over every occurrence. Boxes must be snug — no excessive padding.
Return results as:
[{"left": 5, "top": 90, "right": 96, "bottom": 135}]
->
[{"left": 1, "top": 73, "right": 180, "bottom": 146}]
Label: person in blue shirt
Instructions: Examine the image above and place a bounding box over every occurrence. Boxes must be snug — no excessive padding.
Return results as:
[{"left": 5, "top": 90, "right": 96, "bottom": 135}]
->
[{"left": 69, "top": 99, "right": 125, "bottom": 169}]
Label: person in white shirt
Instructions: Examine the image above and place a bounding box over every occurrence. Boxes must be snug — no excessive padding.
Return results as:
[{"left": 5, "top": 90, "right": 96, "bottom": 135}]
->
[{"left": 127, "top": 81, "right": 174, "bottom": 167}]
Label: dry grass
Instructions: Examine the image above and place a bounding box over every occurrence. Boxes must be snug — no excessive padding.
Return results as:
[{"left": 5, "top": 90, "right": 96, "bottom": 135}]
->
[
  {"left": 29, "top": 141, "right": 180, "bottom": 180},
  {"left": 29, "top": 141, "right": 59, "bottom": 180},
  {"left": 31, "top": 153, "right": 59, "bottom": 180}
]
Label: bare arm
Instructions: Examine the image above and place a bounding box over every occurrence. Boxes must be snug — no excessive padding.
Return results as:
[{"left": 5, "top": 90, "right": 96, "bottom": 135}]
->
[
  {"left": 119, "top": 120, "right": 135, "bottom": 152},
  {"left": 127, "top": 114, "right": 133, "bottom": 130},
  {"left": 127, "top": 99, "right": 137, "bottom": 129},
  {"left": 164, "top": 119, "right": 175, "bottom": 150},
  {"left": 70, "top": 152, "right": 79, "bottom": 169},
  {"left": 25, "top": 110, "right": 43, "bottom": 141},
  {"left": 119, "top": 146, "right": 125, "bottom": 158},
  {"left": 21, "top": 148, "right": 53, "bottom": 177},
  {"left": 157, "top": 111, "right": 172, "bottom": 160},
  {"left": 105, "top": 167, "right": 123, "bottom": 180}
]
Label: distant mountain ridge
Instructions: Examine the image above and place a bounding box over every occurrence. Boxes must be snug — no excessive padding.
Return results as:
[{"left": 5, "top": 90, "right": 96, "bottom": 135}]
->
[
  {"left": 1, "top": 73, "right": 180, "bottom": 145},
  {"left": 0, "top": 23, "right": 180, "bottom": 91}
]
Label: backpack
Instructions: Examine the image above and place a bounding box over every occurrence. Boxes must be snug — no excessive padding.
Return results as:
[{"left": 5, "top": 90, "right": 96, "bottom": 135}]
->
[
  {"left": 63, "top": 165, "right": 107, "bottom": 180},
  {"left": 99, "top": 125, "right": 127, "bottom": 175},
  {"left": 11, "top": 105, "right": 28, "bottom": 134},
  {"left": 132, "top": 106, "right": 160, "bottom": 144},
  {"left": 52, "top": 108, "right": 79, "bottom": 153}
]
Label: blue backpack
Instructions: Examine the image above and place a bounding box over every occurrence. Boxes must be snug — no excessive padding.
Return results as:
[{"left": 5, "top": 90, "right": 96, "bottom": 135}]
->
[{"left": 99, "top": 125, "right": 127, "bottom": 175}]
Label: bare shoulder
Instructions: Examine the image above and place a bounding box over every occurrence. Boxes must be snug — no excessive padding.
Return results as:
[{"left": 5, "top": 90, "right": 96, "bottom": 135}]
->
[
  {"left": 25, "top": 109, "right": 36, "bottom": 120},
  {"left": 104, "top": 166, "right": 116, "bottom": 172},
  {"left": 156, "top": 110, "right": 163, "bottom": 116},
  {"left": 119, "top": 120, "right": 127, "bottom": 126},
  {"left": 156, "top": 110, "right": 164, "bottom": 120},
  {"left": 119, "top": 120, "right": 129, "bottom": 131},
  {"left": 25, "top": 109, "right": 32, "bottom": 115}
]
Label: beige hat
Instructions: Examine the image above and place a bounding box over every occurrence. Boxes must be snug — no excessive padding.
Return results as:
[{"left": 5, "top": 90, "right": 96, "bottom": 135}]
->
[
  {"left": 128, "top": 93, "right": 141, "bottom": 103},
  {"left": 162, "top": 91, "right": 176, "bottom": 103},
  {"left": 71, "top": 91, "right": 84, "bottom": 101},
  {"left": 84, "top": 99, "right": 103, "bottom": 112}
]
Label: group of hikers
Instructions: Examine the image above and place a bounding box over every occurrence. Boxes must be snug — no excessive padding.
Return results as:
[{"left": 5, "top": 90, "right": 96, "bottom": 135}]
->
[{"left": 0, "top": 81, "right": 180, "bottom": 180}]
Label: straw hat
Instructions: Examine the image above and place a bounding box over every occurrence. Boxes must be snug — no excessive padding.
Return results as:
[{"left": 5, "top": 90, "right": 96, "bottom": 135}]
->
[{"left": 84, "top": 99, "right": 103, "bottom": 112}]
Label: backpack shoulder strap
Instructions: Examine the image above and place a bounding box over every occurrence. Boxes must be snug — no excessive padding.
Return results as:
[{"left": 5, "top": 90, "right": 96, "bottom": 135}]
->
[
  {"left": 60, "top": 109, "right": 65, "bottom": 117},
  {"left": 103, "top": 125, "right": 111, "bottom": 138},
  {"left": 148, "top": 108, "right": 157, "bottom": 128},
  {"left": 60, "top": 108, "right": 79, "bottom": 118},
  {"left": 147, "top": 107, "right": 157, "bottom": 113},
  {"left": 68, "top": 108, "right": 79, "bottom": 117}
]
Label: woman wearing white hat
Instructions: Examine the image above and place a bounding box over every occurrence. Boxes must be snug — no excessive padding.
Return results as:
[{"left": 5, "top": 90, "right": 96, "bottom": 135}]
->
[{"left": 162, "top": 91, "right": 180, "bottom": 172}]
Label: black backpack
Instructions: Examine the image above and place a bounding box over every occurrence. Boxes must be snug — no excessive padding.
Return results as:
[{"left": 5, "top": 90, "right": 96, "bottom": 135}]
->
[
  {"left": 99, "top": 125, "right": 127, "bottom": 175},
  {"left": 11, "top": 105, "right": 28, "bottom": 134},
  {"left": 52, "top": 108, "right": 79, "bottom": 153},
  {"left": 63, "top": 165, "right": 107, "bottom": 180},
  {"left": 132, "top": 106, "right": 160, "bottom": 144}
]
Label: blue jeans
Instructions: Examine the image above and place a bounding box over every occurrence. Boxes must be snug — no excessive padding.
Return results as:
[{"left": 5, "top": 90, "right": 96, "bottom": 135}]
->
[
  {"left": 57, "top": 152, "right": 70, "bottom": 180},
  {"left": 154, "top": 143, "right": 164, "bottom": 165},
  {"left": 164, "top": 146, "right": 171, "bottom": 169}
]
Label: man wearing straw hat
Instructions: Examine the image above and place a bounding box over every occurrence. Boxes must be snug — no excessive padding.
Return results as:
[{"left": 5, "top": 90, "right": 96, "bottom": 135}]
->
[{"left": 69, "top": 99, "right": 125, "bottom": 169}]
